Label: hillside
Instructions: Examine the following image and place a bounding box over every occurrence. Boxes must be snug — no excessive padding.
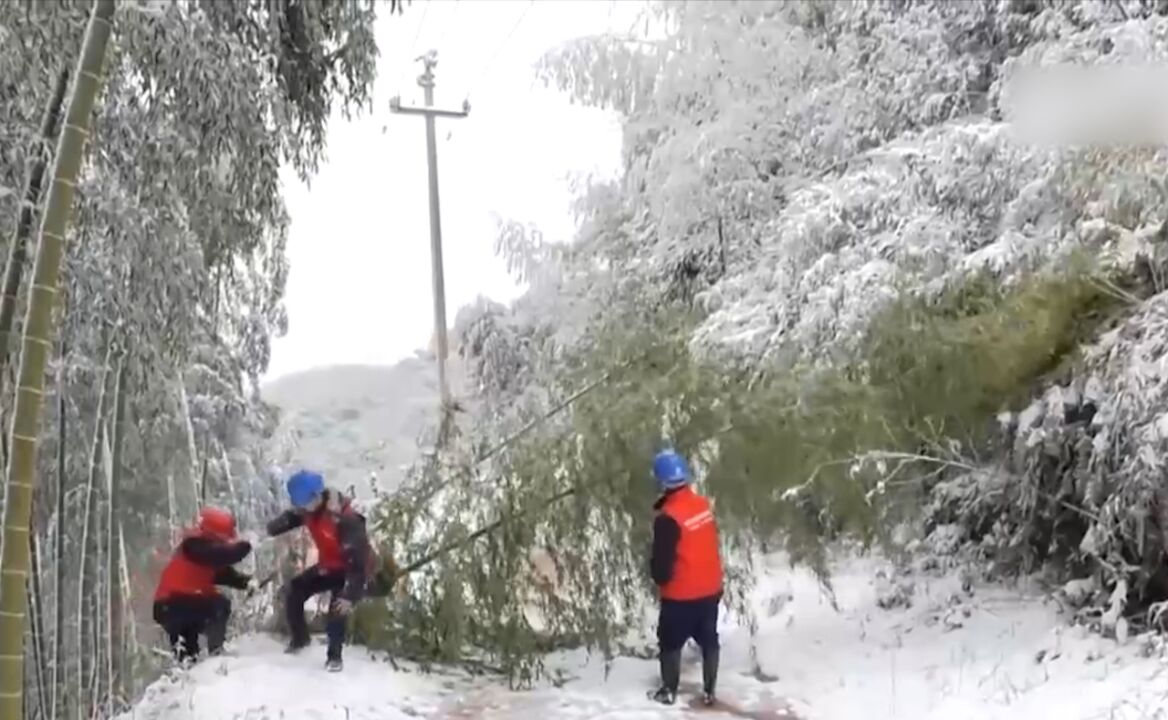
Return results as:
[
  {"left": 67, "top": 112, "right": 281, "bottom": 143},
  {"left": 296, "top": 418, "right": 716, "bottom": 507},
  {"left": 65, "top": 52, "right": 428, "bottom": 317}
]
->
[{"left": 260, "top": 353, "right": 469, "bottom": 497}]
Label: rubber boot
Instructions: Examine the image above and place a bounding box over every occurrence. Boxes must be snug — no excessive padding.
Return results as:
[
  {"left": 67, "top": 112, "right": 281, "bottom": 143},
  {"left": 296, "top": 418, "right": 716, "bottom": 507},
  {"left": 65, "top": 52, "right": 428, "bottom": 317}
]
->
[
  {"left": 701, "top": 645, "right": 720, "bottom": 706},
  {"left": 325, "top": 615, "right": 346, "bottom": 665},
  {"left": 284, "top": 583, "right": 311, "bottom": 654},
  {"left": 173, "top": 632, "right": 199, "bottom": 665},
  {"left": 649, "top": 649, "right": 682, "bottom": 705},
  {"left": 205, "top": 615, "right": 228, "bottom": 657}
]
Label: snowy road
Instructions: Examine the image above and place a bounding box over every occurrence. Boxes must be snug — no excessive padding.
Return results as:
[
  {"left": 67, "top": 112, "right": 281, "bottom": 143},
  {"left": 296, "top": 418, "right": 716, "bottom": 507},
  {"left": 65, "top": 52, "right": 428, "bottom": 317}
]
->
[{"left": 118, "top": 555, "right": 1167, "bottom": 720}]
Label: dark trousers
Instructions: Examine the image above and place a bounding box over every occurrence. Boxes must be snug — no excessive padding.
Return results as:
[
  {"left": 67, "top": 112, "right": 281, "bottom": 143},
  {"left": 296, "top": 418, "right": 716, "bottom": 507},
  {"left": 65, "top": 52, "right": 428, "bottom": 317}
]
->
[
  {"left": 657, "top": 596, "right": 720, "bottom": 653},
  {"left": 657, "top": 595, "right": 721, "bottom": 694},
  {"left": 153, "top": 594, "right": 231, "bottom": 662},
  {"left": 285, "top": 564, "right": 350, "bottom": 659}
]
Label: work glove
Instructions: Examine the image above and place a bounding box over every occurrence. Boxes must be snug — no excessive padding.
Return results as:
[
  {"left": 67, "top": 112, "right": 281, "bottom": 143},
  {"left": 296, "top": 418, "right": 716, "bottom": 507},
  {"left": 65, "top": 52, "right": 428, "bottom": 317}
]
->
[
  {"left": 383, "top": 554, "right": 402, "bottom": 580},
  {"left": 245, "top": 577, "right": 260, "bottom": 597},
  {"left": 330, "top": 597, "right": 353, "bottom": 615}
]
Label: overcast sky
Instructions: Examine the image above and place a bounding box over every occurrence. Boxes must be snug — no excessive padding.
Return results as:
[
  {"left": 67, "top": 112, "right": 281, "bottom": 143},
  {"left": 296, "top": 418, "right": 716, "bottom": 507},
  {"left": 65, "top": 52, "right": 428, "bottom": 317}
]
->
[{"left": 264, "top": 0, "right": 634, "bottom": 381}]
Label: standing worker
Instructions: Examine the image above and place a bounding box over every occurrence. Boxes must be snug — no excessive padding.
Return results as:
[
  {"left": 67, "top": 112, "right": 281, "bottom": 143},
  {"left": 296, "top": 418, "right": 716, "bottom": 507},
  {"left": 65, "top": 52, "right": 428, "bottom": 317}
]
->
[
  {"left": 647, "top": 448, "right": 724, "bottom": 707},
  {"left": 266, "top": 469, "right": 373, "bottom": 672}
]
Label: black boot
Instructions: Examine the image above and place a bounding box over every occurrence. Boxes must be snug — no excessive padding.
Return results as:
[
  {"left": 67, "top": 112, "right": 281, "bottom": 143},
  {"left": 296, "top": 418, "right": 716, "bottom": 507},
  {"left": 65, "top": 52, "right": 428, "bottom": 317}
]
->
[
  {"left": 173, "top": 631, "right": 199, "bottom": 665},
  {"left": 325, "top": 615, "right": 346, "bottom": 670},
  {"left": 701, "top": 645, "right": 720, "bottom": 706},
  {"left": 649, "top": 649, "right": 681, "bottom": 705},
  {"left": 284, "top": 586, "right": 311, "bottom": 654},
  {"left": 205, "top": 616, "right": 228, "bottom": 657}
]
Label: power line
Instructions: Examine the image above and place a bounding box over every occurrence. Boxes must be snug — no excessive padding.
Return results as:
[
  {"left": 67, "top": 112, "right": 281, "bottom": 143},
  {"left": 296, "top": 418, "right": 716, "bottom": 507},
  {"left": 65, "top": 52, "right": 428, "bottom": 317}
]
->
[
  {"left": 396, "top": 0, "right": 431, "bottom": 94},
  {"left": 408, "top": 0, "right": 430, "bottom": 56},
  {"left": 432, "top": 0, "right": 461, "bottom": 143},
  {"left": 432, "top": 0, "right": 459, "bottom": 54},
  {"left": 464, "top": 0, "right": 534, "bottom": 103}
]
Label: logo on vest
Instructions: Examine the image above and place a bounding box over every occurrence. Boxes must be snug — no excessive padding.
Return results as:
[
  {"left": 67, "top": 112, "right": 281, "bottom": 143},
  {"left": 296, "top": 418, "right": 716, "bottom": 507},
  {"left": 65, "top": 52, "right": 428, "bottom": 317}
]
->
[{"left": 681, "top": 510, "right": 713, "bottom": 530}]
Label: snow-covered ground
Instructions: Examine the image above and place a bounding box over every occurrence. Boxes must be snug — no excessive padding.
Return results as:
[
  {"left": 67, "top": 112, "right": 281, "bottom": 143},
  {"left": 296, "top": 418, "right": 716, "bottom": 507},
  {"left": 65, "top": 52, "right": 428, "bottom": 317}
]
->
[{"left": 117, "top": 554, "right": 1168, "bottom": 720}]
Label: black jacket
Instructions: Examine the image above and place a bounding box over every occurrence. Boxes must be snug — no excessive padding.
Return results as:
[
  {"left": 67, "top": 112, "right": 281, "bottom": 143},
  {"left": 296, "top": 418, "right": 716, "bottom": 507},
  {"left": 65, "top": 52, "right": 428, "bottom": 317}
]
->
[
  {"left": 177, "top": 536, "right": 252, "bottom": 591},
  {"left": 649, "top": 489, "right": 683, "bottom": 586}
]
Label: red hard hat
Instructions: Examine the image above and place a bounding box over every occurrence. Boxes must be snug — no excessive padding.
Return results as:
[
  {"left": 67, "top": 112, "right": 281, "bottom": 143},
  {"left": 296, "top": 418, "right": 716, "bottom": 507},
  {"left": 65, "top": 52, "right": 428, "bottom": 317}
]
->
[{"left": 197, "top": 507, "right": 237, "bottom": 541}]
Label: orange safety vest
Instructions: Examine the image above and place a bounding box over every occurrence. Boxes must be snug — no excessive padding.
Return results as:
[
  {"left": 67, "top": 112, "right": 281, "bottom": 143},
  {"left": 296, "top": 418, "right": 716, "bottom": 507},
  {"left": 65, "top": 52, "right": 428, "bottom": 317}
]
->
[
  {"left": 657, "top": 486, "right": 723, "bottom": 601},
  {"left": 153, "top": 529, "right": 220, "bottom": 602}
]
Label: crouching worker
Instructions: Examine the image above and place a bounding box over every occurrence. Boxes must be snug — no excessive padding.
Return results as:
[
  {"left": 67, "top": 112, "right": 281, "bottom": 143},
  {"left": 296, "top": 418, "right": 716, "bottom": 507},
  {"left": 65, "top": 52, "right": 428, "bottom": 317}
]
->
[
  {"left": 153, "top": 507, "right": 256, "bottom": 664},
  {"left": 648, "top": 449, "right": 724, "bottom": 707},
  {"left": 267, "top": 469, "right": 372, "bottom": 672}
]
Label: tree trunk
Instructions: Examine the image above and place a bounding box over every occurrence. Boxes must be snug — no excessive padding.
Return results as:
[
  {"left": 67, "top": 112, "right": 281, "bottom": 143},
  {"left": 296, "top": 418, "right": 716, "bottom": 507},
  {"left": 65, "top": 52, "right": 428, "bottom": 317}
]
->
[
  {"left": 0, "top": 65, "right": 71, "bottom": 434},
  {"left": 27, "top": 529, "right": 49, "bottom": 720},
  {"left": 115, "top": 523, "right": 135, "bottom": 701},
  {"left": 89, "top": 471, "right": 106, "bottom": 713},
  {"left": 166, "top": 473, "right": 178, "bottom": 533},
  {"left": 51, "top": 347, "right": 66, "bottom": 720},
  {"left": 105, "top": 355, "right": 128, "bottom": 713},
  {"left": 76, "top": 350, "right": 111, "bottom": 720},
  {"left": 220, "top": 443, "right": 239, "bottom": 510},
  {"left": 177, "top": 378, "right": 203, "bottom": 511},
  {"left": 0, "top": 4, "right": 116, "bottom": 717}
]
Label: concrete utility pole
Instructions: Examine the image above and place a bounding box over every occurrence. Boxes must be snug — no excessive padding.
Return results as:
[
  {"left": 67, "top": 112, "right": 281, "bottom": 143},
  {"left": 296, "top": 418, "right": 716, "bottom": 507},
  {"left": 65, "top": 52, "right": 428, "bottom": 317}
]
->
[{"left": 390, "top": 50, "right": 470, "bottom": 410}]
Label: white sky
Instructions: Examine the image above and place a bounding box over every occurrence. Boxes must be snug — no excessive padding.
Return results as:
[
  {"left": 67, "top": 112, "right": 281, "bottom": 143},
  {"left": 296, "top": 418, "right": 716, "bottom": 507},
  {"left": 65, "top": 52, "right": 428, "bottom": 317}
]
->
[{"left": 264, "top": 0, "right": 635, "bottom": 381}]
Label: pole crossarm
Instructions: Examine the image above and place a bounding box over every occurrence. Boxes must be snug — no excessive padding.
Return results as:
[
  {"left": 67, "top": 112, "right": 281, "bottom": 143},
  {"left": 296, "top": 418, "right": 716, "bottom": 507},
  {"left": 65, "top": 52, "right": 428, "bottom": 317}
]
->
[{"left": 389, "top": 97, "right": 470, "bottom": 119}]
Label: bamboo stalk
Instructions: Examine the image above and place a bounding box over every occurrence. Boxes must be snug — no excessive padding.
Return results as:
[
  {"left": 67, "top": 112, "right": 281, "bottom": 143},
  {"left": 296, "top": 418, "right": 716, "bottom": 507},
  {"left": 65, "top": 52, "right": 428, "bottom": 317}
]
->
[
  {"left": 27, "top": 530, "right": 48, "bottom": 720},
  {"left": 106, "top": 355, "right": 127, "bottom": 712},
  {"left": 51, "top": 344, "right": 66, "bottom": 720},
  {"left": 75, "top": 348, "right": 111, "bottom": 720},
  {"left": 0, "top": 64, "right": 71, "bottom": 407}
]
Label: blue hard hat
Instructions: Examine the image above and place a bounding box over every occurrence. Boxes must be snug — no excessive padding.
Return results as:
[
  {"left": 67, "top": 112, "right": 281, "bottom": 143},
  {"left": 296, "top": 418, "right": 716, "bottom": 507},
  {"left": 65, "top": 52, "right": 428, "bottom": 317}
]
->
[
  {"left": 287, "top": 470, "right": 325, "bottom": 508},
  {"left": 652, "top": 449, "right": 690, "bottom": 490}
]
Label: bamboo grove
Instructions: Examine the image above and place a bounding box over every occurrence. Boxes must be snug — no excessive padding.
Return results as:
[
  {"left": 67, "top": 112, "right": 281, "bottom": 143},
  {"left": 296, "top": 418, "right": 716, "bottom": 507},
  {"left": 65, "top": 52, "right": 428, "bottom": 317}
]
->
[{"left": 0, "top": 1, "right": 395, "bottom": 717}]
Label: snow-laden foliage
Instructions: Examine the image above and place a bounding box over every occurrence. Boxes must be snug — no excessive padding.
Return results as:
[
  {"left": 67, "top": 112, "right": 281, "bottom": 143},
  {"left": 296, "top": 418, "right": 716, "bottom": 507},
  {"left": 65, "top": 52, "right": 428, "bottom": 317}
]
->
[
  {"left": 924, "top": 233, "right": 1168, "bottom": 633},
  {"left": 440, "top": 2, "right": 1168, "bottom": 413}
]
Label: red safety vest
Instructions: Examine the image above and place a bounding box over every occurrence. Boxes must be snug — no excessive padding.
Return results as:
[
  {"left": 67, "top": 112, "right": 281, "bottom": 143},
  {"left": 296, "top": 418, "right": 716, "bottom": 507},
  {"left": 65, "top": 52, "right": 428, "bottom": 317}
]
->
[
  {"left": 304, "top": 496, "right": 376, "bottom": 574},
  {"left": 153, "top": 529, "right": 220, "bottom": 602},
  {"left": 304, "top": 504, "right": 348, "bottom": 571},
  {"left": 657, "top": 486, "right": 724, "bottom": 601}
]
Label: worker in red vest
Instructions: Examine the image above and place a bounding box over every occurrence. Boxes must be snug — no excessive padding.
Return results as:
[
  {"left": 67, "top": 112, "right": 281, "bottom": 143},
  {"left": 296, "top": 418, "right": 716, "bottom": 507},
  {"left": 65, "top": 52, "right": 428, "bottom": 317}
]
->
[
  {"left": 648, "top": 448, "right": 724, "bottom": 707},
  {"left": 266, "top": 469, "right": 372, "bottom": 672},
  {"left": 153, "top": 507, "right": 256, "bottom": 663}
]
